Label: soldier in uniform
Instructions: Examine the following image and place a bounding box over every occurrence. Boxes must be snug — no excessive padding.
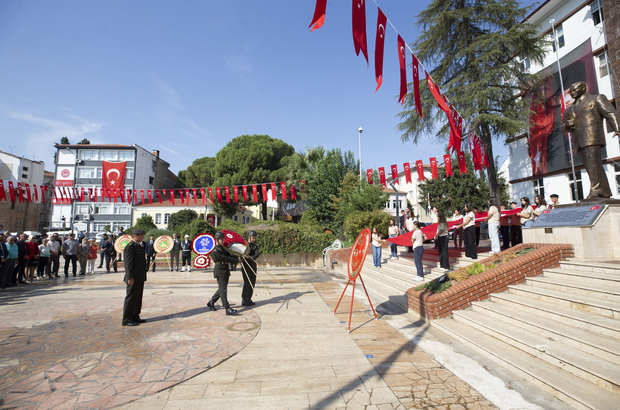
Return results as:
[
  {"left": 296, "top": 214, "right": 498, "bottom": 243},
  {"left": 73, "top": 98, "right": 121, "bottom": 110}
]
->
[
  {"left": 122, "top": 228, "right": 147, "bottom": 326},
  {"left": 241, "top": 230, "right": 260, "bottom": 306},
  {"left": 206, "top": 231, "right": 239, "bottom": 315}
]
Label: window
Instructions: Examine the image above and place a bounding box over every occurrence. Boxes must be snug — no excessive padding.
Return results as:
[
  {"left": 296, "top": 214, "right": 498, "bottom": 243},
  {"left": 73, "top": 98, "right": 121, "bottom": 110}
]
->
[
  {"left": 125, "top": 168, "right": 134, "bottom": 179},
  {"left": 591, "top": 0, "right": 604, "bottom": 26},
  {"left": 598, "top": 52, "right": 609, "bottom": 78},
  {"left": 149, "top": 176, "right": 154, "bottom": 185},
  {"left": 119, "top": 151, "right": 135, "bottom": 161},
  {"left": 552, "top": 25, "right": 565, "bottom": 51},
  {"left": 569, "top": 171, "right": 584, "bottom": 201},
  {"left": 23, "top": 166, "right": 29, "bottom": 171},
  {"left": 78, "top": 168, "right": 97, "bottom": 178},
  {"left": 519, "top": 56, "right": 530, "bottom": 72},
  {"left": 22, "top": 174, "right": 28, "bottom": 179},
  {"left": 152, "top": 160, "right": 156, "bottom": 169},
  {"left": 100, "top": 151, "right": 118, "bottom": 161},
  {"left": 75, "top": 205, "right": 90, "bottom": 214},
  {"left": 141, "top": 213, "right": 147, "bottom": 217},
  {"left": 155, "top": 213, "right": 161, "bottom": 224},
  {"left": 532, "top": 178, "right": 545, "bottom": 199},
  {"left": 93, "top": 222, "right": 109, "bottom": 232},
  {"left": 233, "top": 215, "right": 238, "bottom": 222},
  {"left": 115, "top": 205, "right": 131, "bottom": 215},
  {"left": 164, "top": 213, "right": 171, "bottom": 224},
  {"left": 80, "top": 150, "right": 99, "bottom": 161},
  {"left": 94, "top": 204, "right": 112, "bottom": 214}
]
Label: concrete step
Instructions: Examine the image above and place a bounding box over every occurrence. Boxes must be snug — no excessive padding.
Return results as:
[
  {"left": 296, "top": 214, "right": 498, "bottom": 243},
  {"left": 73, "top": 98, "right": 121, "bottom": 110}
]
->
[
  {"left": 491, "top": 292, "right": 620, "bottom": 341},
  {"left": 451, "top": 309, "right": 620, "bottom": 395},
  {"left": 544, "top": 268, "right": 620, "bottom": 287},
  {"left": 433, "top": 318, "right": 620, "bottom": 410},
  {"left": 345, "top": 271, "right": 409, "bottom": 311},
  {"left": 470, "top": 300, "right": 620, "bottom": 363},
  {"left": 526, "top": 276, "right": 620, "bottom": 302},
  {"left": 508, "top": 284, "right": 620, "bottom": 319},
  {"left": 560, "top": 260, "right": 620, "bottom": 275}
]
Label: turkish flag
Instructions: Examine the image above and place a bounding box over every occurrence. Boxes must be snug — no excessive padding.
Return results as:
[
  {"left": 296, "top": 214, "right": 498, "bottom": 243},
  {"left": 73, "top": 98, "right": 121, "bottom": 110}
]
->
[
  {"left": 308, "top": 0, "right": 327, "bottom": 31},
  {"left": 102, "top": 161, "right": 126, "bottom": 197},
  {"left": 430, "top": 157, "right": 438, "bottom": 179},
  {"left": 113, "top": 189, "right": 119, "bottom": 203},
  {"left": 33, "top": 185, "right": 39, "bottom": 203},
  {"left": 415, "top": 160, "right": 425, "bottom": 181},
  {"left": 426, "top": 71, "right": 450, "bottom": 112},
  {"left": 216, "top": 187, "right": 222, "bottom": 203},
  {"left": 270, "top": 183, "right": 277, "bottom": 201},
  {"left": 148, "top": 190, "right": 152, "bottom": 205},
  {"left": 242, "top": 185, "right": 248, "bottom": 202},
  {"left": 233, "top": 186, "right": 238, "bottom": 203},
  {"left": 185, "top": 189, "right": 190, "bottom": 205},
  {"left": 412, "top": 54, "right": 423, "bottom": 118},
  {"left": 473, "top": 139, "right": 482, "bottom": 172},
  {"left": 262, "top": 184, "right": 268, "bottom": 202},
  {"left": 127, "top": 189, "right": 132, "bottom": 204},
  {"left": 374, "top": 7, "right": 387, "bottom": 91},
  {"left": 352, "top": 0, "right": 369, "bottom": 64},
  {"left": 378, "top": 167, "right": 386, "bottom": 187},
  {"left": 119, "top": 189, "right": 124, "bottom": 203},
  {"left": 366, "top": 169, "right": 374, "bottom": 184},
  {"left": 398, "top": 35, "right": 407, "bottom": 105},
  {"left": 25, "top": 184, "right": 31, "bottom": 203},
  {"left": 179, "top": 189, "right": 184, "bottom": 204},
  {"left": 390, "top": 164, "right": 399, "bottom": 184},
  {"left": 200, "top": 188, "right": 206, "bottom": 205},
  {"left": 140, "top": 190, "right": 145, "bottom": 205},
  {"left": 80, "top": 187, "right": 85, "bottom": 202},
  {"left": 17, "top": 183, "right": 23, "bottom": 202},
  {"left": 192, "top": 189, "right": 198, "bottom": 204},
  {"left": 458, "top": 152, "right": 467, "bottom": 175},
  {"left": 280, "top": 181, "right": 287, "bottom": 200},
  {"left": 0, "top": 180, "right": 6, "bottom": 202},
  {"left": 134, "top": 189, "right": 138, "bottom": 204},
  {"left": 403, "top": 162, "right": 412, "bottom": 183},
  {"left": 170, "top": 189, "right": 176, "bottom": 205},
  {"left": 8, "top": 181, "right": 16, "bottom": 202},
  {"left": 291, "top": 184, "right": 297, "bottom": 200},
  {"left": 225, "top": 187, "right": 230, "bottom": 203},
  {"left": 42, "top": 185, "right": 48, "bottom": 204},
  {"left": 252, "top": 185, "right": 258, "bottom": 202},
  {"left": 208, "top": 188, "right": 214, "bottom": 204},
  {"left": 156, "top": 190, "right": 163, "bottom": 204}
]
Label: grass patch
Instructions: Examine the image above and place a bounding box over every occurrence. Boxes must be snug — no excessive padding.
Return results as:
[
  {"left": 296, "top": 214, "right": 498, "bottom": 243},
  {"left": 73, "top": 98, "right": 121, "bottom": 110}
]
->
[{"left": 415, "top": 280, "right": 452, "bottom": 293}]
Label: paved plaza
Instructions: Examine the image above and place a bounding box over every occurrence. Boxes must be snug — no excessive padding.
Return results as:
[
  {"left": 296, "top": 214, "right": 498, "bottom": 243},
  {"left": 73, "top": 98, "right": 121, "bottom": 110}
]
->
[{"left": 0, "top": 262, "right": 560, "bottom": 409}]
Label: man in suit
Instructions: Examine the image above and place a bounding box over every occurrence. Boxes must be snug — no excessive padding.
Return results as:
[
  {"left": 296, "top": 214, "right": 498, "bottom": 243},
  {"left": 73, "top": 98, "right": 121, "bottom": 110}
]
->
[
  {"left": 97, "top": 235, "right": 107, "bottom": 268},
  {"left": 207, "top": 232, "right": 239, "bottom": 315},
  {"left": 241, "top": 230, "right": 260, "bottom": 306},
  {"left": 122, "top": 229, "right": 147, "bottom": 326},
  {"left": 169, "top": 233, "right": 181, "bottom": 272},
  {"left": 180, "top": 235, "right": 192, "bottom": 272},
  {"left": 145, "top": 235, "right": 157, "bottom": 272},
  {"left": 561, "top": 81, "right": 620, "bottom": 198}
]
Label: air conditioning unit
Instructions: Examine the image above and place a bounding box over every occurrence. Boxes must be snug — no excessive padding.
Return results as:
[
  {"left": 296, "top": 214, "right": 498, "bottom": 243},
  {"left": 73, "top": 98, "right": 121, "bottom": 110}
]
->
[{"left": 83, "top": 214, "right": 90, "bottom": 220}]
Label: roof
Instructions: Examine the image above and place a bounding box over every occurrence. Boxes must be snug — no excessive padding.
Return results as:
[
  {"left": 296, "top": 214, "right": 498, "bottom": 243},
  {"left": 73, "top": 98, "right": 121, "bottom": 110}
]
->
[
  {"left": 44, "top": 171, "right": 55, "bottom": 176},
  {"left": 54, "top": 144, "right": 134, "bottom": 149},
  {"left": 134, "top": 199, "right": 213, "bottom": 208},
  {"left": 382, "top": 187, "right": 408, "bottom": 195},
  {"left": 0, "top": 150, "right": 44, "bottom": 164}
]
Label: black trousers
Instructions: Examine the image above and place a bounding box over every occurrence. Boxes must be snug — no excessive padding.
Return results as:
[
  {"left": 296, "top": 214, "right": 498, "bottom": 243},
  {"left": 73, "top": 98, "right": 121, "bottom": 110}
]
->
[
  {"left": 182, "top": 252, "right": 192, "bottom": 268},
  {"left": 14, "top": 258, "right": 27, "bottom": 283},
  {"left": 98, "top": 250, "right": 105, "bottom": 267},
  {"left": 147, "top": 254, "right": 156, "bottom": 271},
  {"left": 211, "top": 275, "right": 230, "bottom": 308},
  {"left": 241, "top": 263, "right": 257, "bottom": 300},
  {"left": 122, "top": 281, "right": 144, "bottom": 324},
  {"left": 500, "top": 225, "right": 510, "bottom": 248},
  {"left": 64, "top": 255, "right": 77, "bottom": 275},
  {"left": 48, "top": 254, "right": 60, "bottom": 275},
  {"left": 1, "top": 259, "right": 15, "bottom": 286},
  {"left": 37, "top": 257, "right": 49, "bottom": 277},
  {"left": 105, "top": 254, "right": 118, "bottom": 272},
  {"left": 464, "top": 226, "right": 477, "bottom": 259},
  {"left": 437, "top": 236, "right": 450, "bottom": 269},
  {"left": 475, "top": 227, "right": 480, "bottom": 246},
  {"left": 510, "top": 225, "right": 522, "bottom": 247}
]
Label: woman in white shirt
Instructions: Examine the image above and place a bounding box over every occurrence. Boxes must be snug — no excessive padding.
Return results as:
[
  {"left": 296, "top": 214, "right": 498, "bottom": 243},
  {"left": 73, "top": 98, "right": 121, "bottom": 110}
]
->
[
  {"left": 434, "top": 211, "right": 450, "bottom": 271},
  {"left": 484, "top": 198, "right": 501, "bottom": 254},
  {"left": 411, "top": 222, "right": 427, "bottom": 281},
  {"left": 371, "top": 227, "right": 385, "bottom": 268},
  {"left": 533, "top": 196, "right": 547, "bottom": 222},
  {"left": 388, "top": 219, "right": 399, "bottom": 260},
  {"left": 518, "top": 197, "right": 535, "bottom": 228},
  {"left": 455, "top": 203, "right": 477, "bottom": 260}
]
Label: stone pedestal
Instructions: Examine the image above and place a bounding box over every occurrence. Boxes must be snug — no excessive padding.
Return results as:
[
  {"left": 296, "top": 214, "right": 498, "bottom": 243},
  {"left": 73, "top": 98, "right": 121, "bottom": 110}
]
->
[{"left": 523, "top": 203, "right": 620, "bottom": 259}]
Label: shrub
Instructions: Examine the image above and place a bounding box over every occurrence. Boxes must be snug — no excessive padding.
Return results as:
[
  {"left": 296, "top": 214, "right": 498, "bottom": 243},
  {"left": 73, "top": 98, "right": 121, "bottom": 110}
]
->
[
  {"left": 126, "top": 215, "right": 156, "bottom": 235},
  {"left": 167, "top": 209, "right": 199, "bottom": 231},
  {"left": 218, "top": 220, "right": 245, "bottom": 233},
  {"left": 144, "top": 228, "right": 176, "bottom": 240},
  {"left": 175, "top": 220, "right": 217, "bottom": 239},
  {"left": 415, "top": 280, "right": 452, "bottom": 293},
  {"left": 300, "top": 210, "right": 320, "bottom": 226},
  {"left": 344, "top": 210, "right": 393, "bottom": 241},
  {"left": 449, "top": 269, "right": 469, "bottom": 282}
]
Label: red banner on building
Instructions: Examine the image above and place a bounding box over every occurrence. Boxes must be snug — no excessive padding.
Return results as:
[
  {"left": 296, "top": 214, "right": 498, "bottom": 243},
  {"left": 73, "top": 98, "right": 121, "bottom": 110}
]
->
[
  {"left": 242, "top": 185, "right": 248, "bottom": 203},
  {"left": 102, "top": 161, "right": 126, "bottom": 197}
]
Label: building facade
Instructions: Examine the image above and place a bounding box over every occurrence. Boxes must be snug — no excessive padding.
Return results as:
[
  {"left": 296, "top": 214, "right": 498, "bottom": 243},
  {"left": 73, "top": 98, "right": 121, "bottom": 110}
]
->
[{"left": 132, "top": 201, "right": 253, "bottom": 229}]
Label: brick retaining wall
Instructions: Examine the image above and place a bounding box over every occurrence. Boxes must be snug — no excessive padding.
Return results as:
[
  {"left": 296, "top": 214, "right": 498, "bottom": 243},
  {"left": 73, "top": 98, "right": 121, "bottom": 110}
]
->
[{"left": 407, "top": 243, "right": 574, "bottom": 320}]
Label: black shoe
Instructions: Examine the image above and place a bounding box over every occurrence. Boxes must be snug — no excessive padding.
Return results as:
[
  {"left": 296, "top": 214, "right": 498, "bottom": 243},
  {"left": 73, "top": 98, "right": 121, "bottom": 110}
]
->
[
  {"left": 97, "top": 266, "right": 102, "bottom": 269},
  {"left": 241, "top": 299, "right": 252, "bottom": 307},
  {"left": 79, "top": 273, "right": 85, "bottom": 276},
  {"left": 134, "top": 318, "right": 147, "bottom": 323},
  {"left": 122, "top": 321, "right": 140, "bottom": 327},
  {"left": 225, "top": 307, "right": 237, "bottom": 316},
  {"left": 206, "top": 300, "right": 217, "bottom": 311},
  {"left": 73, "top": 274, "right": 76, "bottom": 277}
]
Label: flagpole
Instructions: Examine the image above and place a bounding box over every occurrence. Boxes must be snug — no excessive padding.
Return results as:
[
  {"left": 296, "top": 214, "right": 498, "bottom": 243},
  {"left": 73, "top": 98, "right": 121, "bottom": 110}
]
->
[
  {"left": 358, "top": 127, "right": 363, "bottom": 182},
  {"left": 550, "top": 19, "right": 579, "bottom": 203}
]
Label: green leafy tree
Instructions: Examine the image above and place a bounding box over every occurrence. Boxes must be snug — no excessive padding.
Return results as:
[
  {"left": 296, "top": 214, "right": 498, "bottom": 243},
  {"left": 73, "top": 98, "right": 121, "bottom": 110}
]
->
[
  {"left": 60, "top": 136, "right": 69, "bottom": 145},
  {"left": 167, "top": 209, "right": 198, "bottom": 231},
  {"left": 344, "top": 210, "right": 393, "bottom": 241},
  {"left": 174, "top": 170, "right": 187, "bottom": 189},
  {"left": 184, "top": 157, "right": 216, "bottom": 188},
  {"left": 77, "top": 138, "right": 90, "bottom": 144},
  {"left": 284, "top": 145, "right": 327, "bottom": 181},
  {"left": 397, "top": 0, "right": 547, "bottom": 201},
  {"left": 126, "top": 215, "right": 156, "bottom": 234},
  {"left": 330, "top": 171, "right": 389, "bottom": 225}
]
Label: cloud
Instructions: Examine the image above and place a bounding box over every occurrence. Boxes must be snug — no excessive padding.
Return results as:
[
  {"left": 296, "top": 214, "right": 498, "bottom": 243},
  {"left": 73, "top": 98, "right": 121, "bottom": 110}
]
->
[{"left": 151, "top": 73, "right": 184, "bottom": 110}]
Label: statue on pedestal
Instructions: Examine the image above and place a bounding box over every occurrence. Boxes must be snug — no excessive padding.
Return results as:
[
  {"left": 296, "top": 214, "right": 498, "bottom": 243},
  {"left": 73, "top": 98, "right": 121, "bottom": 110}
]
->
[{"left": 560, "top": 82, "right": 620, "bottom": 199}]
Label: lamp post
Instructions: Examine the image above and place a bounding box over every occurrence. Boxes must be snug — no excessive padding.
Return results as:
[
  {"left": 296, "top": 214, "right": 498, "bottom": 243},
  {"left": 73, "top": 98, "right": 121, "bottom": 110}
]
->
[{"left": 358, "top": 127, "right": 363, "bottom": 181}]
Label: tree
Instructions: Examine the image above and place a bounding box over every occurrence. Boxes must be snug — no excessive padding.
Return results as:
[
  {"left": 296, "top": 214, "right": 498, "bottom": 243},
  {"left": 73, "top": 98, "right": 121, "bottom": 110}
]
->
[
  {"left": 211, "top": 135, "right": 295, "bottom": 220},
  {"left": 167, "top": 209, "right": 199, "bottom": 231},
  {"left": 174, "top": 170, "right": 187, "bottom": 189},
  {"left": 184, "top": 157, "right": 216, "bottom": 188},
  {"left": 329, "top": 171, "right": 389, "bottom": 225},
  {"left": 60, "top": 136, "right": 69, "bottom": 145},
  {"left": 127, "top": 215, "right": 157, "bottom": 234},
  {"left": 77, "top": 138, "right": 90, "bottom": 144},
  {"left": 397, "top": 0, "right": 547, "bottom": 201}
]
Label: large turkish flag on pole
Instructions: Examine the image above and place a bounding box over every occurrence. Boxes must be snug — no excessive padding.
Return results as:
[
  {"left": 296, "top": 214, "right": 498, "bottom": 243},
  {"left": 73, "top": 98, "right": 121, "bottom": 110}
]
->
[{"left": 102, "top": 161, "right": 126, "bottom": 198}]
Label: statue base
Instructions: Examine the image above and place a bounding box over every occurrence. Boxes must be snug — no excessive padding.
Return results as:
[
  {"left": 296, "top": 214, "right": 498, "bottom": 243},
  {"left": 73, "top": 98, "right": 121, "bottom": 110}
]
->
[{"left": 523, "top": 204, "right": 620, "bottom": 259}]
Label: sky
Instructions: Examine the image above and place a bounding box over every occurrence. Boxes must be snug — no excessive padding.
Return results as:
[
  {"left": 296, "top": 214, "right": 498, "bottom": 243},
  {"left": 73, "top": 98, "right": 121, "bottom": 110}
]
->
[{"left": 0, "top": 0, "right": 539, "bottom": 177}]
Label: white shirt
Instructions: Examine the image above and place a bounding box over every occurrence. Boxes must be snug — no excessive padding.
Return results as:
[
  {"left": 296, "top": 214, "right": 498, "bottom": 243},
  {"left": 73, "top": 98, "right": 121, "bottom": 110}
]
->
[{"left": 464, "top": 212, "right": 476, "bottom": 228}]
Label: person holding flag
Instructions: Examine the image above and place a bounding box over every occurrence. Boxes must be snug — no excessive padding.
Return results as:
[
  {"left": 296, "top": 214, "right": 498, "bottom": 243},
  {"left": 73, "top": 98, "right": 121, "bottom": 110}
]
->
[{"left": 241, "top": 230, "right": 260, "bottom": 307}]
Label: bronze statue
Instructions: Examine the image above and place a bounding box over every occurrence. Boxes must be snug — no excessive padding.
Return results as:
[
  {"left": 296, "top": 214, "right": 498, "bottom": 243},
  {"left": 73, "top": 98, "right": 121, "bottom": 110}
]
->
[{"left": 560, "top": 82, "right": 620, "bottom": 199}]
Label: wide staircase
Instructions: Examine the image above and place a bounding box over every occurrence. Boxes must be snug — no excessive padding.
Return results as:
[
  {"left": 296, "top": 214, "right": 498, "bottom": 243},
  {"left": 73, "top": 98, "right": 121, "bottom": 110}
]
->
[{"left": 433, "top": 259, "right": 620, "bottom": 410}]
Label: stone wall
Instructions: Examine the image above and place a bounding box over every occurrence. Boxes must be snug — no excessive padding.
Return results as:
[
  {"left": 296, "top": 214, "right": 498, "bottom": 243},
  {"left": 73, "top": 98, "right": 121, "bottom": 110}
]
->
[{"left": 0, "top": 200, "right": 42, "bottom": 232}]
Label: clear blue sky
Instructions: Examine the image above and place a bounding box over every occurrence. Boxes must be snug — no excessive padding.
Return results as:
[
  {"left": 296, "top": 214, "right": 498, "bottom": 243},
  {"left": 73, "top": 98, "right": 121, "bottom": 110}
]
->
[{"left": 0, "top": 0, "right": 539, "bottom": 176}]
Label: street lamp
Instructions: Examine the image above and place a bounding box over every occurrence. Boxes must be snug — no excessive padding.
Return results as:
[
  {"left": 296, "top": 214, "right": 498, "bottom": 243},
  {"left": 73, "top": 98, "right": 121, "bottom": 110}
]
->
[{"left": 358, "top": 127, "right": 363, "bottom": 181}]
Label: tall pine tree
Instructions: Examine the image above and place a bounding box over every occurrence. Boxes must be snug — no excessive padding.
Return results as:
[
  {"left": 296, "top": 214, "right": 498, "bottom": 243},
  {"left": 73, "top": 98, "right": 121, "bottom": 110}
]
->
[{"left": 397, "top": 0, "right": 547, "bottom": 200}]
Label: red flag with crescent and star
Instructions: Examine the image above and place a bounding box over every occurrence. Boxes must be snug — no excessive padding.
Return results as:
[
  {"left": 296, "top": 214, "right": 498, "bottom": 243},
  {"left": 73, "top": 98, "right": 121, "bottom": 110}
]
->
[
  {"left": 81, "top": 187, "right": 86, "bottom": 202},
  {"left": 291, "top": 183, "right": 297, "bottom": 200},
  {"left": 147, "top": 190, "right": 152, "bottom": 205},
  {"left": 390, "top": 164, "right": 399, "bottom": 184},
  {"left": 280, "top": 182, "right": 287, "bottom": 200},
  {"left": 233, "top": 186, "right": 238, "bottom": 203},
  {"left": 308, "top": 0, "right": 327, "bottom": 32},
  {"left": 127, "top": 189, "right": 132, "bottom": 204},
  {"left": 378, "top": 167, "right": 386, "bottom": 187},
  {"left": 366, "top": 169, "right": 374, "bottom": 184},
  {"left": 430, "top": 157, "right": 438, "bottom": 179},
  {"left": 374, "top": 7, "right": 387, "bottom": 91},
  {"left": 208, "top": 188, "right": 214, "bottom": 204},
  {"left": 458, "top": 151, "right": 467, "bottom": 175},
  {"left": 8, "top": 182, "right": 16, "bottom": 202},
  {"left": 34, "top": 185, "right": 39, "bottom": 203},
  {"left": 270, "top": 183, "right": 277, "bottom": 201},
  {"left": 140, "top": 190, "right": 145, "bottom": 205},
  {"left": 133, "top": 189, "right": 137, "bottom": 204},
  {"left": 352, "top": 0, "right": 369, "bottom": 64},
  {"left": 216, "top": 187, "right": 223, "bottom": 203},
  {"left": 242, "top": 185, "right": 248, "bottom": 202},
  {"left": 17, "top": 183, "right": 23, "bottom": 202},
  {"left": 412, "top": 54, "right": 423, "bottom": 118},
  {"left": 170, "top": 189, "right": 175, "bottom": 205},
  {"left": 101, "top": 161, "right": 126, "bottom": 198},
  {"left": 426, "top": 72, "right": 450, "bottom": 112},
  {"left": 403, "top": 162, "right": 412, "bottom": 183},
  {"left": 415, "top": 160, "right": 425, "bottom": 181},
  {"left": 25, "top": 184, "right": 31, "bottom": 203},
  {"left": 192, "top": 189, "right": 198, "bottom": 204},
  {"left": 224, "top": 187, "right": 230, "bottom": 203},
  {"left": 42, "top": 185, "right": 48, "bottom": 203},
  {"left": 398, "top": 35, "right": 407, "bottom": 105},
  {"left": 185, "top": 189, "right": 190, "bottom": 205},
  {"left": 0, "top": 180, "right": 6, "bottom": 202},
  {"left": 200, "top": 188, "right": 206, "bottom": 205},
  {"left": 252, "top": 185, "right": 258, "bottom": 202},
  {"left": 261, "top": 184, "right": 268, "bottom": 202},
  {"left": 156, "top": 190, "right": 163, "bottom": 204}
]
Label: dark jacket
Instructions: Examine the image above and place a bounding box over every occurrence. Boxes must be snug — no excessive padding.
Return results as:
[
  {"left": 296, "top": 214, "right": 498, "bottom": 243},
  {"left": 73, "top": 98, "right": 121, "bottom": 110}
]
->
[
  {"left": 211, "top": 245, "right": 238, "bottom": 278},
  {"left": 241, "top": 242, "right": 259, "bottom": 275},
  {"left": 561, "top": 92, "right": 620, "bottom": 150},
  {"left": 16, "top": 240, "right": 26, "bottom": 260},
  {"left": 180, "top": 240, "right": 192, "bottom": 253},
  {"left": 0, "top": 242, "right": 8, "bottom": 261},
  {"left": 123, "top": 240, "right": 147, "bottom": 284},
  {"left": 171, "top": 238, "right": 181, "bottom": 254},
  {"left": 145, "top": 240, "right": 157, "bottom": 256},
  {"left": 103, "top": 240, "right": 114, "bottom": 256}
]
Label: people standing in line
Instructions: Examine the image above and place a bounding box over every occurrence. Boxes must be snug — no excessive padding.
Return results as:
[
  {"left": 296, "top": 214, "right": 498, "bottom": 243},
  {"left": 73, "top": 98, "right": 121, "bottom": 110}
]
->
[
  {"left": 241, "top": 230, "right": 260, "bottom": 307},
  {"left": 14, "top": 234, "right": 28, "bottom": 284},
  {"left": 533, "top": 196, "right": 548, "bottom": 222},
  {"left": 122, "top": 228, "right": 147, "bottom": 327},
  {"left": 484, "top": 198, "right": 501, "bottom": 254},
  {"left": 371, "top": 227, "right": 385, "bottom": 268},
  {"left": 47, "top": 233, "right": 61, "bottom": 278},
  {"left": 38, "top": 239, "right": 50, "bottom": 279},
  {"left": 434, "top": 211, "right": 450, "bottom": 271},
  {"left": 406, "top": 211, "right": 415, "bottom": 253},
  {"left": 63, "top": 233, "right": 78, "bottom": 277},
  {"left": 169, "top": 233, "right": 181, "bottom": 272},
  {"left": 388, "top": 219, "right": 399, "bottom": 260},
  {"left": 509, "top": 201, "right": 522, "bottom": 246},
  {"left": 87, "top": 239, "right": 99, "bottom": 274},
  {"left": 0, "top": 233, "right": 8, "bottom": 289},
  {"left": 145, "top": 235, "right": 157, "bottom": 272},
  {"left": 180, "top": 235, "right": 192, "bottom": 272},
  {"left": 452, "top": 209, "right": 463, "bottom": 248},
  {"left": 518, "top": 197, "right": 535, "bottom": 228},
  {"left": 97, "top": 235, "right": 107, "bottom": 268},
  {"left": 24, "top": 235, "right": 40, "bottom": 283},
  {"left": 499, "top": 204, "right": 511, "bottom": 250},
  {"left": 3, "top": 236, "right": 19, "bottom": 287},
  {"left": 78, "top": 238, "right": 90, "bottom": 275},
  {"left": 207, "top": 231, "right": 239, "bottom": 315},
  {"left": 411, "top": 222, "right": 427, "bottom": 281},
  {"left": 455, "top": 204, "right": 477, "bottom": 260},
  {"left": 548, "top": 194, "right": 559, "bottom": 209},
  {"left": 473, "top": 207, "right": 481, "bottom": 247}
]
